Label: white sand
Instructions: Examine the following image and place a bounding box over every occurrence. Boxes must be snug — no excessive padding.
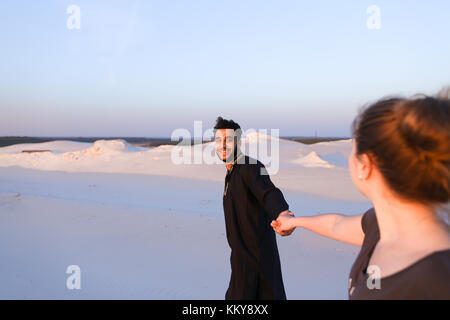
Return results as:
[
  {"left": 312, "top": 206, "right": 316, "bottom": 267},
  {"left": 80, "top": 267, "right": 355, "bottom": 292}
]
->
[{"left": 0, "top": 135, "right": 370, "bottom": 299}]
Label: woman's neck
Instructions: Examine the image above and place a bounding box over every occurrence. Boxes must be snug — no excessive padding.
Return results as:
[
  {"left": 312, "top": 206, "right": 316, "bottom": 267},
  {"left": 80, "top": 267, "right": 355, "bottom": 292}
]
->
[{"left": 371, "top": 192, "right": 449, "bottom": 247}]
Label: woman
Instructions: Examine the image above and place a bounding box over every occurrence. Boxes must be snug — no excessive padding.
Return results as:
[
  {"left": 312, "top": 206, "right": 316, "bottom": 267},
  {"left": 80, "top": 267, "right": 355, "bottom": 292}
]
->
[{"left": 271, "top": 90, "right": 450, "bottom": 299}]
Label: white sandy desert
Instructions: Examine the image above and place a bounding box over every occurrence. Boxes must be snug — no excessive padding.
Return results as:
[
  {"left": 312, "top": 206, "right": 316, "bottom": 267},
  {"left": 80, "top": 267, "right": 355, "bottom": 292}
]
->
[{"left": 0, "top": 133, "right": 371, "bottom": 299}]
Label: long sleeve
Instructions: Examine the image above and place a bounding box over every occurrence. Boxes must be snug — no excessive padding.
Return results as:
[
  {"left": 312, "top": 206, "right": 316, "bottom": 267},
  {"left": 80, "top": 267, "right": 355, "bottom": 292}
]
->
[{"left": 241, "top": 160, "right": 289, "bottom": 221}]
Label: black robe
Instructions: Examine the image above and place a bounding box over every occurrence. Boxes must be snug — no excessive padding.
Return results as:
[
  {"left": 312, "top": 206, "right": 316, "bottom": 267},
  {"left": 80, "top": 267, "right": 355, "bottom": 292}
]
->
[{"left": 223, "top": 155, "right": 289, "bottom": 300}]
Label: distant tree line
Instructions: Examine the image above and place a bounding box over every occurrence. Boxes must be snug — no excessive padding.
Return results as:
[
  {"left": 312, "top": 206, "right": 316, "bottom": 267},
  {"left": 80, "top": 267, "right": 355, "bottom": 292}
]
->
[{"left": 0, "top": 136, "right": 349, "bottom": 148}]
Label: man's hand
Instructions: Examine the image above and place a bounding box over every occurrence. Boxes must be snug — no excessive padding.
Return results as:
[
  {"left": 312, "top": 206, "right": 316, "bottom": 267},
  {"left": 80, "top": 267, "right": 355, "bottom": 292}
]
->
[{"left": 271, "top": 210, "right": 295, "bottom": 236}]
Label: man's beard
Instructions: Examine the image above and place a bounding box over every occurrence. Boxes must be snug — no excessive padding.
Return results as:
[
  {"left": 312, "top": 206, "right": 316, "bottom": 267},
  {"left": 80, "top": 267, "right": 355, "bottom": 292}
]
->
[{"left": 218, "top": 145, "right": 240, "bottom": 163}]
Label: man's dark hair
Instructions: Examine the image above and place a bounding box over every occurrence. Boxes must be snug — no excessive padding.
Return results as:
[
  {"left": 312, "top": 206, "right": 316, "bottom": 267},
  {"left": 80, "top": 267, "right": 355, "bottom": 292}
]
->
[
  {"left": 213, "top": 116, "right": 241, "bottom": 131},
  {"left": 213, "top": 117, "right": 242, "bottom": 139}
]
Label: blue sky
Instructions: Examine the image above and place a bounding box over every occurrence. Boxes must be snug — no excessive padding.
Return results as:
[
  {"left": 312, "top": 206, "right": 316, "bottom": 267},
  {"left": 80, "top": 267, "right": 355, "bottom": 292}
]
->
[{"left": 1, "top": 0, "right": 449, "bottom": 137}]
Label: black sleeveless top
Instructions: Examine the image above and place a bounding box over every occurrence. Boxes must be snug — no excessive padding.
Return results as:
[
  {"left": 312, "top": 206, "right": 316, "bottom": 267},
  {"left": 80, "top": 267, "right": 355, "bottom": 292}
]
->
[{"left": 348, "top": 208, "right": 450, "bottom": 299}]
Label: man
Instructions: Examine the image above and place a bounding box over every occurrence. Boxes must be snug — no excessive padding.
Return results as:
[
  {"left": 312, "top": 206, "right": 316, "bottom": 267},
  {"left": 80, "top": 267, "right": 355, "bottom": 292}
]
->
[{"left": 213, "top": 116, "right": 295, "bottom": 300}]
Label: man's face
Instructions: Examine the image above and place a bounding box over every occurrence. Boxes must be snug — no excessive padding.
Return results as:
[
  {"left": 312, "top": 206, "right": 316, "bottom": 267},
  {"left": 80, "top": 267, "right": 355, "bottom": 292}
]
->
[{"left": 215, "top": 129, "right": 238, "bottom": 162}]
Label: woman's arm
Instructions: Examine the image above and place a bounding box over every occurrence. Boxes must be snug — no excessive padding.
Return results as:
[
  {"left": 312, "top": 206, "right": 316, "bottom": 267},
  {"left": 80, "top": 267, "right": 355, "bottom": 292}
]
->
[{"left": 271, "top": 213, "right": 364, "bottom": 246}]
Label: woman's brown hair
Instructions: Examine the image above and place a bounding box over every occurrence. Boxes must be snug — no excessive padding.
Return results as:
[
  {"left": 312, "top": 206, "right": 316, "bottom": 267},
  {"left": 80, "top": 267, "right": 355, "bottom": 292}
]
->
[{"left": 352, "top": 88, "right": 450, "bottom": 204}]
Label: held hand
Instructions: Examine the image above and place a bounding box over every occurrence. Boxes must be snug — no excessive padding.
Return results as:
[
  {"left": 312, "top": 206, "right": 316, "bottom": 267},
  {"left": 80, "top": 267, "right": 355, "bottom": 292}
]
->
[{"left": 271, "top": 210, "right": 295, "bottom": 236}]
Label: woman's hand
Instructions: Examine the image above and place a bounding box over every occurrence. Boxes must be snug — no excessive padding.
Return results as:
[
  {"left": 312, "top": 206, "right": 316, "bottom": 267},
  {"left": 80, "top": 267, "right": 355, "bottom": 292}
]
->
[{"left": 271, "top": 211, "right": 296, "bottom": 235}]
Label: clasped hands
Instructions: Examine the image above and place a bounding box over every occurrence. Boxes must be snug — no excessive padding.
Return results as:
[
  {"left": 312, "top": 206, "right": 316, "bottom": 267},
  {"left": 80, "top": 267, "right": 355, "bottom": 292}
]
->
[{"left": 271, "top": 210, "right": 296, "bottom": 236}]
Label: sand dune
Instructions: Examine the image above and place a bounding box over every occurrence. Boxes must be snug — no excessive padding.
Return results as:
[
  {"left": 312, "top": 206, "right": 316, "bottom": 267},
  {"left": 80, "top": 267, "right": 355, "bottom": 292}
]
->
[
  {"left": 0, "top": 135, "right": 370, "bottom": 299},
  {"left": 293, "top": 151, "right": 335, "bottom": 168},
  {"left": 0, "top": 135, "right": 359, "bottom": 199}
]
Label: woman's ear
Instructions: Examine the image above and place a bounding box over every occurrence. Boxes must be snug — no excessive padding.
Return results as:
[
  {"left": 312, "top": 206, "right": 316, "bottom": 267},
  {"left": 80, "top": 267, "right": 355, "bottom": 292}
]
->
[{"left": 357, "top": 153, "right": 373, "bottom": 181}]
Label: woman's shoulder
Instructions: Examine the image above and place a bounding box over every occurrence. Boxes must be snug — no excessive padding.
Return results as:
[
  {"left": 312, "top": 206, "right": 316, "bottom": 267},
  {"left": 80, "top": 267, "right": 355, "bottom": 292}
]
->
[
  {"left": 361, "top": 207, "right": 378, "bottom": 235},
  {"left": 406, "top": 249, "right": 450, "bottom": 299}
]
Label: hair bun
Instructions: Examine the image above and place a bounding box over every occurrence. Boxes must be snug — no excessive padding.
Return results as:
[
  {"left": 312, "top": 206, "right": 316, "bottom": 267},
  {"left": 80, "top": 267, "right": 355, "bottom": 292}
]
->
[{"left": 353, "top": 90, "right": 450, "bottom": 204}]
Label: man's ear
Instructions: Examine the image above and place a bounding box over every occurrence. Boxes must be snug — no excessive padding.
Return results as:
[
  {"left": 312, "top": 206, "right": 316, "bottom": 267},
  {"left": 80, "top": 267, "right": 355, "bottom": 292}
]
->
[{"left": 358, "top": 153, "right": 373, "bottom": 180}]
